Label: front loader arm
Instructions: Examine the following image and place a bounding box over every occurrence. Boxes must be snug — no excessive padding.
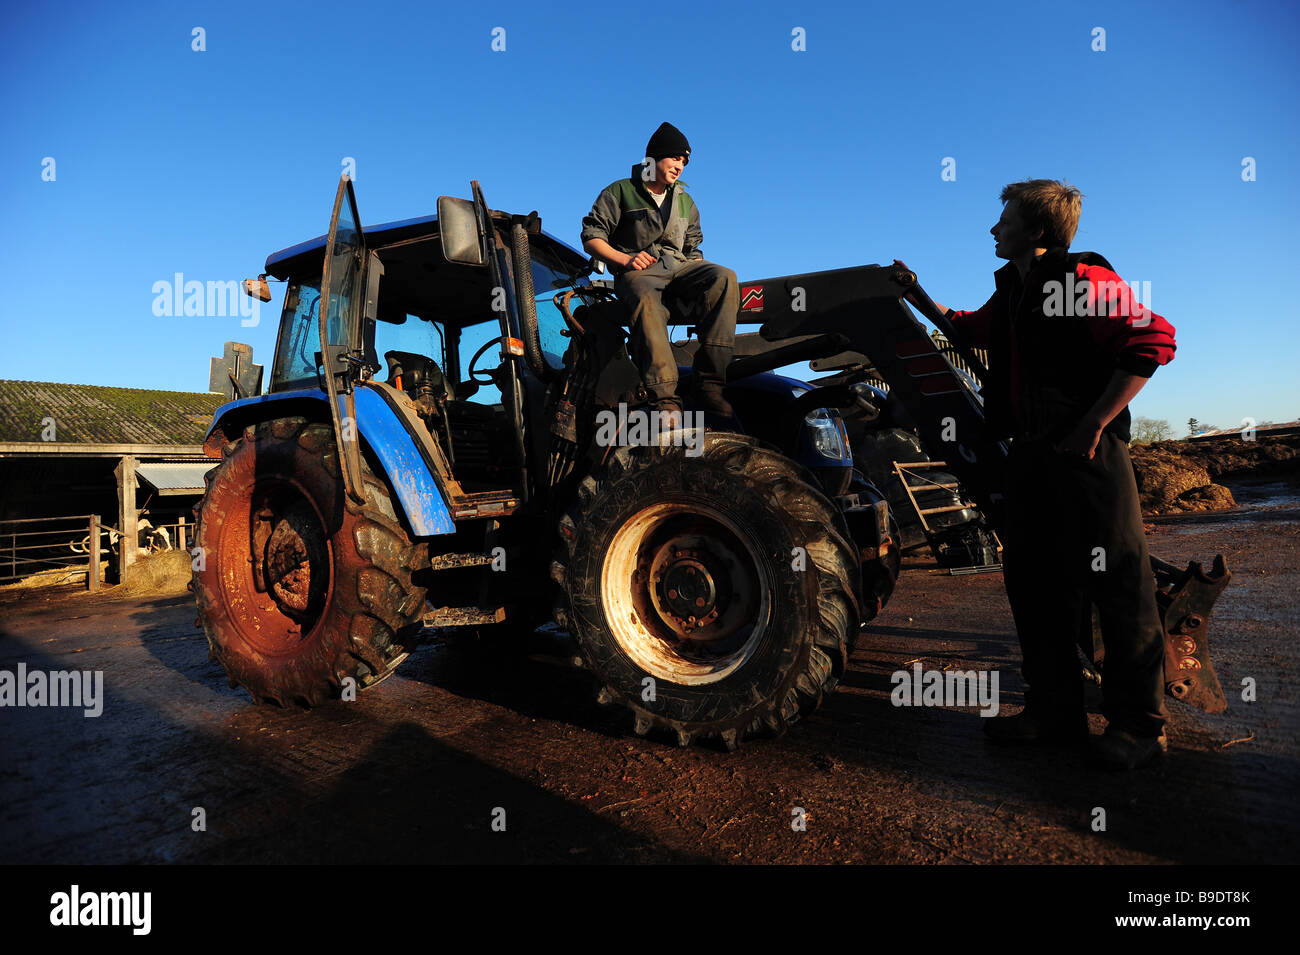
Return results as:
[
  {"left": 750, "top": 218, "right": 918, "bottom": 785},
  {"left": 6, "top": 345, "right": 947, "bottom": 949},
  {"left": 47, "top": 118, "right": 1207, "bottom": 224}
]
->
[
  {"left": 738, "top": 262, "right": 1233, "bottom": 713},
  {"left": 746, "top": 264, "right": 1009, "bottom": 527}
]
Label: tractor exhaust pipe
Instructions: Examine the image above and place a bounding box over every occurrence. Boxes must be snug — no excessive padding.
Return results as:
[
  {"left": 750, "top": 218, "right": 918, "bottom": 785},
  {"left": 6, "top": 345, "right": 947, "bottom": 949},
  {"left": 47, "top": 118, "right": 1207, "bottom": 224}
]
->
[{"left": 510, "top": 214, "right": 557, "bottom": 383}]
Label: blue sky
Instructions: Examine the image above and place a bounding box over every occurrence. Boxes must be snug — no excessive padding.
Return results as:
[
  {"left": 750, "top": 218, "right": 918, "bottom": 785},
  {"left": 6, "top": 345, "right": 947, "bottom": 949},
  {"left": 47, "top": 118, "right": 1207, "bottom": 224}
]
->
[{"left": 3, "top": 0, "right": 1297, "bottom": 434}]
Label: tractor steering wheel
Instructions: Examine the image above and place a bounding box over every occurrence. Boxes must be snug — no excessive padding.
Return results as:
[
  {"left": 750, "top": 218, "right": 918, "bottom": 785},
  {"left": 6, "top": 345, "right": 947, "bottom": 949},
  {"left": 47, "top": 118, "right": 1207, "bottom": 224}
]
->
[{"left": 467, "top": 336, "right": 505, "bottom": 384}]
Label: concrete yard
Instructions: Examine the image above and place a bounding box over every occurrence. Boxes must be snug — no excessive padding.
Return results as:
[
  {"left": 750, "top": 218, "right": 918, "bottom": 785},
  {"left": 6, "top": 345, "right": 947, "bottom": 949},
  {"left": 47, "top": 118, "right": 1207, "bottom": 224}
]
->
[{"left": 1, "top": 484, "right": 1296, "bottom": 865}]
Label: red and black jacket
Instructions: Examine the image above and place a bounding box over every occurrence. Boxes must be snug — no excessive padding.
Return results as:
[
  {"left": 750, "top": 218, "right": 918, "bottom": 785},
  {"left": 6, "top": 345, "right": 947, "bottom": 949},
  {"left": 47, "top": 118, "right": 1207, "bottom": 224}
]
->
[{"left": 949, "top": 248, "right": 1177, "bottom": 443}]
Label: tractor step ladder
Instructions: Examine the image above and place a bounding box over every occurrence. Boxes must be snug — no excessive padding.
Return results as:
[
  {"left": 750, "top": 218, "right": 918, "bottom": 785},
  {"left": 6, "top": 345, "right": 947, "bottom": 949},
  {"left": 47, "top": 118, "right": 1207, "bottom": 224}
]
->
[
  {"left": 422, "top": 605, "right": 508, "bottom": 627},
  {"left": 428, "top": 552, "right": 496, "bottom": 571},
  {"left": 892, "top": 460, "right": 1004, "bottom": 561},
  {"left": 892, "top": 460, "right": 970, "bottom": 533},
  {"left": 424, "top": 545, "right": 516, "bottom": 626}
]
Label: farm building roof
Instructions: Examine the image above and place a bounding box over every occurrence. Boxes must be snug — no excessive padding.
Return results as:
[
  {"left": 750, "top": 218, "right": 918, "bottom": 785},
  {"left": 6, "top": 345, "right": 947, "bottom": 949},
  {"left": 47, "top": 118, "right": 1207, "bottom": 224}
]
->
[{"left": 0, "top": 380, "right": 221, "bottom": 445}]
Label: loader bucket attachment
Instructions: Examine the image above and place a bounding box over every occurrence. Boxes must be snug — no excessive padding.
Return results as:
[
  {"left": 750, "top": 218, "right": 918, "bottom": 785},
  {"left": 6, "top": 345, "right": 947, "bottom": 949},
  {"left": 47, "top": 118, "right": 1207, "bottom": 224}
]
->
[{"left": 1152, "top": 554, "right": 1231, "bottom": 713}]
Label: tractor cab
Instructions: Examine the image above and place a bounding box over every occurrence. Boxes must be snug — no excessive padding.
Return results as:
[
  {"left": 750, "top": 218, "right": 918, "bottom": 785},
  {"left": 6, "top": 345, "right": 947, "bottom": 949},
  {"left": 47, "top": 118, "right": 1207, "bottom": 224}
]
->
[{"left": 259, "top": 177, "right": 590, "bottom": 504}]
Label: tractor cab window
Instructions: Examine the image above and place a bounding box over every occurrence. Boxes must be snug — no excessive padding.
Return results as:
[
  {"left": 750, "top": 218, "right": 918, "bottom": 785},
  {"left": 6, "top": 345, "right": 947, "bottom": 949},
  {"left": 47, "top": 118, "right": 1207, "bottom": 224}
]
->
[
  {"left": 454, "top": 252, "right": 581, "bottom": 405},
  {"left": 269, "top": 281, "right": 325, "bottom": 391},
  {"left": 455, "top": 322, "right": 505, "bottom": 405},
  {"left": 365, "top": 235, "right": 512, "bottom": 403},
  {"left": 372, "top": 312, "right": 445, "bottom": 391},
  {"left": 527, "top": 235, "right": 590, "bottom": 369},
  {"left": 533, "top": 291, "right": 572, "bottom": 369}
]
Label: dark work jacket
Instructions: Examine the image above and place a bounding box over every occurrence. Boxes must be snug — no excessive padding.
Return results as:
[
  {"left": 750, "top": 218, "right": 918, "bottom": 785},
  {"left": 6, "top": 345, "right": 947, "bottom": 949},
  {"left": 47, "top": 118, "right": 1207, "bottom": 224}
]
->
[
  {"left": 580, "top": 163, "right": 704, "bottom": 275},
  {"left": 950, "top": 248, "right": 1177, "bottom": 443}
]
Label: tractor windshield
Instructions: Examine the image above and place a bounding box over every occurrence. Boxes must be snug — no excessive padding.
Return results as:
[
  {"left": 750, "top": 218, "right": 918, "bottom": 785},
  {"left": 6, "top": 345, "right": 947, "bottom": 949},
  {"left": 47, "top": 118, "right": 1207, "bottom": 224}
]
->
[{"left": 269, "top": 280, "right": 328, "bottom": 391}]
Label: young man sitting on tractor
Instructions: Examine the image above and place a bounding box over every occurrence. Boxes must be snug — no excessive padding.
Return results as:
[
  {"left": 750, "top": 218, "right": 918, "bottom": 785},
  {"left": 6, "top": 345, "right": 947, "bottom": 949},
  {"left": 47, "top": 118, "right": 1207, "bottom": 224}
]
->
[{"left": 580, "top": 122, "right": 739, "bottom": 428}]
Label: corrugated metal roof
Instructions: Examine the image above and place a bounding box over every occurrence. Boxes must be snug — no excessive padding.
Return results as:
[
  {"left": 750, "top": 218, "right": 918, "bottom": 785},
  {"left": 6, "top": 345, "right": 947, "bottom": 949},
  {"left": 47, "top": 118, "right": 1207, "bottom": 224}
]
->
[
  {"left": 136, "top": 462, "right": 216, "bottom": 492},
  {"left": 0, "top": 380, "right": 222, "bottom": 445}
]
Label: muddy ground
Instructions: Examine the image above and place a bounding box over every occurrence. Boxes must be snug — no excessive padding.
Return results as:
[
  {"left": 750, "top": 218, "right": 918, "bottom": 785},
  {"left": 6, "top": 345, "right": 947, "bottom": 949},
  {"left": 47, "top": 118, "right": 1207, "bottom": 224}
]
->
[
  {"left": 1, "top": 480, "right": 1296, "bottom": 865},
  {"left": 1130, "top": 433, "right": 1300, "bottom": 514}
]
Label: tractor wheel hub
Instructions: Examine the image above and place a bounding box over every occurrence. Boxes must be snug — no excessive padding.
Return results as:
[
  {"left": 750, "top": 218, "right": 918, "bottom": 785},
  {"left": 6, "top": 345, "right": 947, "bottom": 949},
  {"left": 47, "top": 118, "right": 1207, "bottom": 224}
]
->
[{"left": 658, "top": 555, "right": 718, "bottom": 623}]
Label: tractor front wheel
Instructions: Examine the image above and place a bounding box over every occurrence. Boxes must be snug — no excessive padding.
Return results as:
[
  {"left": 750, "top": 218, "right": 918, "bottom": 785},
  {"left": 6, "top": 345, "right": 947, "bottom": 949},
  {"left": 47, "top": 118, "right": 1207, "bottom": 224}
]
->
[{"left": 192, "top": 417, "right": 429, "bottom": 705}]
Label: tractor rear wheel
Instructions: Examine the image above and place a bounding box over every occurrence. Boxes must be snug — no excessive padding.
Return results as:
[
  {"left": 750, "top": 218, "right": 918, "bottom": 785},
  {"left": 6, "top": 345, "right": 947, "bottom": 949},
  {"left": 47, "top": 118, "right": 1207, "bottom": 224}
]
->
[
  {"left": 192, "top": 417, "right": 429, "bottom": 705},
  {"left": 553, "top": 432, "right": 861, "bottom": 748}
]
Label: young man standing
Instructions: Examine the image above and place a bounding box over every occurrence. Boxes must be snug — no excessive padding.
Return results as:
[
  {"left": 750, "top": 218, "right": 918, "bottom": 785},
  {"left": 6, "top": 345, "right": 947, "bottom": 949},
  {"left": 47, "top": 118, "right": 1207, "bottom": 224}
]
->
[
  {"left": 580, "top": 122, "right": 739, "bottom": 424},
  {"left": 917, "top": 179, "right": 1177, "bottom": 770}
]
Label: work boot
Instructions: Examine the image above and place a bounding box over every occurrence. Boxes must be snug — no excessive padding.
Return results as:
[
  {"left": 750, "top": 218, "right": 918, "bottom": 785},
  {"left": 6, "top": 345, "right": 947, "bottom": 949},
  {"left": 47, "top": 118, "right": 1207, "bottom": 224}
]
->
[
  {"left": 983, "top": 706, "right": 1088, "bottom": 745},
  {"left": 649, "top": 397, "right": 684, "bottom": 434},
  {"left": 1086, "top": 726, "right": 1167, "bottom": 771},
  {"left": 690, "top": 378, "right": 734, "bottom": 420}
]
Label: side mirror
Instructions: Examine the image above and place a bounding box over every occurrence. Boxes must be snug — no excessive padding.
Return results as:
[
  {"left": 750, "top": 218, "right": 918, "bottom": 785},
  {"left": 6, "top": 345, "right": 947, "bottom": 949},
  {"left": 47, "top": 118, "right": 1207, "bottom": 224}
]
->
[
  {"left": 242, "top": 275, "right": 272, "bottom": 302},
  {"left": 437, "top": 196, "right": 485, "bottom": 267}
]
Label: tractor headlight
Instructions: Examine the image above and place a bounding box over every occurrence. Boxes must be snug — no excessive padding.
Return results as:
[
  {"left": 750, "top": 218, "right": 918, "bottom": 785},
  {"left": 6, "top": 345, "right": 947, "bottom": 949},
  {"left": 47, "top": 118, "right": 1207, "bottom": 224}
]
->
[{"left": 805, "top": 408, "right": 849, "bottom": 462}]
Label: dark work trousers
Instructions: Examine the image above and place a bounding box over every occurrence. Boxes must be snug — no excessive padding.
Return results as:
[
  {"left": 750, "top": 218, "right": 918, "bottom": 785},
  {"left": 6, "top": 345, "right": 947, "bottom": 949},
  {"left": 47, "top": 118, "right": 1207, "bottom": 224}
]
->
[
  {"left": 613, "top": 258, "right": 739, "bottom": 403},
  {"left": 1001, "top": 431, "right": 1167, "bottom": 737}
]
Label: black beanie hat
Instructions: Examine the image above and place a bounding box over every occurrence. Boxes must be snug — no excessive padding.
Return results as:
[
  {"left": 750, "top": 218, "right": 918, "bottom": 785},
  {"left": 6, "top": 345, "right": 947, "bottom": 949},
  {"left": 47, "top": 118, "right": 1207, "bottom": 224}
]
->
[{"left": 645, "top": 122, "right": 691, "bottom": 163}]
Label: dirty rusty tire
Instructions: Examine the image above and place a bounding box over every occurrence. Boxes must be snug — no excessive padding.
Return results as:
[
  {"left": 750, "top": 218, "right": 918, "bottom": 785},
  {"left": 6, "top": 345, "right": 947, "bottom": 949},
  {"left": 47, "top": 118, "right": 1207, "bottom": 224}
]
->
[
  {"left": 553, "top": 432, "right": 861, "bottom": 748},
  {"left": 192, "top": 417, "right": 429, "bottom": 706}
]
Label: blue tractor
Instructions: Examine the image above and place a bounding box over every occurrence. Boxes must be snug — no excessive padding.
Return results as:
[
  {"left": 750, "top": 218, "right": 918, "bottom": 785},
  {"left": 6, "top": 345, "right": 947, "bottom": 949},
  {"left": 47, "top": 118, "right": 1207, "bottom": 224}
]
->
[{"left": 192, "top": 177, "right": 899, "bottom": 748}]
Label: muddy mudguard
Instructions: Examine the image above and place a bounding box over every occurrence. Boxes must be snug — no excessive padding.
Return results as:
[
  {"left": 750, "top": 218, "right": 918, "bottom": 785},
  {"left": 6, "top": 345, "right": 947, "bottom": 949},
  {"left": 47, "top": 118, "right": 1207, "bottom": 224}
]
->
[
  {"left": 1152, "top": 554, "right": 1231, "bottom": 713},
  {"left": 206, "top": 387, "right": 455, "bottom": 537}
]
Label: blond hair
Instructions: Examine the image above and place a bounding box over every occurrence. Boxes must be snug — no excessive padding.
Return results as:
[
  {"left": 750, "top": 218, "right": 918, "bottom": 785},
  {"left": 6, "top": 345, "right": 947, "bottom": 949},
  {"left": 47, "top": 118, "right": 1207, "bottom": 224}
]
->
[{"left": 1000, "top": 179, "right": 1084, "bottom": 248}]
